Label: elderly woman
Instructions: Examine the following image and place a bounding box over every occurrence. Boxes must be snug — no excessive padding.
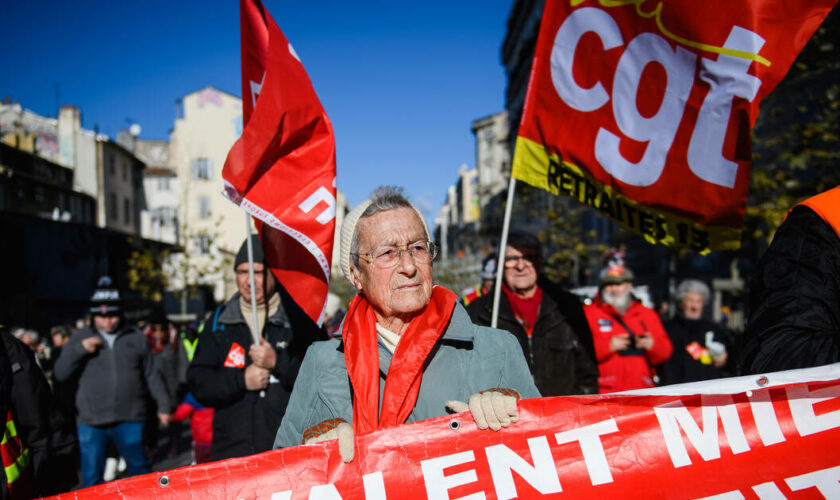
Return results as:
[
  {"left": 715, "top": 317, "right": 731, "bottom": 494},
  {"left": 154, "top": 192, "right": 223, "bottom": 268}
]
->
[
  {"left": 657, "top": 280, "right": 734, "bottom": 385},
  {"left": 274, "top": 187, "right": 539, "bottom": 461}
]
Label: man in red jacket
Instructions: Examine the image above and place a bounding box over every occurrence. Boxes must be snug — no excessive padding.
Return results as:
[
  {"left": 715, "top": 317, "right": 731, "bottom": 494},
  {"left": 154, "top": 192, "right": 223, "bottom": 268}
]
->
[{"left": 584, "top": 253, "right": 672, "bottom": 393}]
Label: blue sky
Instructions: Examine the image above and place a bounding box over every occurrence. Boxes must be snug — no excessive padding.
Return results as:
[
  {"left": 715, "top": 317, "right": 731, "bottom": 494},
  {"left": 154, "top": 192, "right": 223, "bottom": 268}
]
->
[{"left": 2, "top": 1, "right": 515, "bottom": 223}]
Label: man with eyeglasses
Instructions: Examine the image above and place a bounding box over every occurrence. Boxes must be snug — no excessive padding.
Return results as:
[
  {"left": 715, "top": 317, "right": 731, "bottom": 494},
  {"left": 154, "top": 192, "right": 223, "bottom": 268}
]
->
[
  {"left": 467, "top": 230, "right": 599, "bottom": 397},
  {"left": 54, "top": 276, "right": 172, "bottom": 487},
  {"left": 274, "top": 186, "right": 538, "bottom": 462},
  {"left": 187, "top": 235, "right": 324, "bottom": 461}
]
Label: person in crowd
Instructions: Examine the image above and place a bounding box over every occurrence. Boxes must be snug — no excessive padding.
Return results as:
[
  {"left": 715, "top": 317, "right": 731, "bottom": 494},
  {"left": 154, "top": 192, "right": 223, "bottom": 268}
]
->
[
  {"left": 657, "top": 280, "right": 734, "bottom": 385},
  {"left": 145, "top": 310, "right": 180, "bottom": 410},
  {"left": 143, "top": 309, "right": 180, "bottom": 459},
  {"left": 177, "top": 320, "right": 201, "bottom": 395},
  {"left": 584, "top": 252, "right": 672, "bottom": 393},
  {"left": 467, "top": 231, "right": 598, "bottom": 396},
  {"left": 0, "top": 333, "right": 12, "bottom": 499},
  {"left": 10, "top": 328, "right": 38, "bottom": 352},
  {"left": 274, "top": 186, "right": 539, "bottom": 462},
  {"left": 187, "top": 235, "right": 325, "bottom": 461},
  {"left": 50, "top": 325, "right": 71, "bottom": 352},
  {"left": 172, "top": 392, "right": 213, "bottom": 464},
  {"left": 739, "top": 186, "right": 840, "bottom": 374},
  {"left": 54, "top": 276, "right": 172, "bottom": 487},
  {"left": 461, "top": 254, "right": 497, "bottom": 306},
  {"left": 47, "top": 325, "right": 78, "bottom": 428},
  {"left": 1, "top": 326, "right": 79, "bottom": 497}
]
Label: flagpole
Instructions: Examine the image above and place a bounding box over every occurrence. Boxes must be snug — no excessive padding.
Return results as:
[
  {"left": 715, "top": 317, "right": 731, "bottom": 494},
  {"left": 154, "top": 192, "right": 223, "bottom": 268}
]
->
[
  {"left": 245, "top": 212, "right": 266, "bottom": 398},
  {"left": 491, "top": 176, "right": 517, "bottom": 329},
  {"left": 245, "top": 212, "right": 261, "bottom": 345}
]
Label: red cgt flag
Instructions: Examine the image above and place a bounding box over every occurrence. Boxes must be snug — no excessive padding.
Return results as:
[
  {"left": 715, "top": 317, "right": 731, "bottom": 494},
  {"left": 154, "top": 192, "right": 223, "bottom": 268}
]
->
[
  {"left": 512, "top": 0, "right": 837, "bottom": 253},
  {"left": 223, "top": 0, "right": 337, "bottom": 325}
]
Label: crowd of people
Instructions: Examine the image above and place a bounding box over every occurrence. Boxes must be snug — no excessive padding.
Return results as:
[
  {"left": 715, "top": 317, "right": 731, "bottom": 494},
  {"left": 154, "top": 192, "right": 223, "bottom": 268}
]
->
[{"left": 1, "top": 184, "right": 837, "bottom": 497}]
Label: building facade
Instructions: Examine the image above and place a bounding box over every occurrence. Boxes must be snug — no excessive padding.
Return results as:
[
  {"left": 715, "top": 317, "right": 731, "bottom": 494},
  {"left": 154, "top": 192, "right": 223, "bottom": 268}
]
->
[
  {"left": 168, "top": 86, "right": 245, "bottom": 302},
  {"left": 130, "top": 138, "right": 179, "bottom": 245},
  {"left": 96, "top": 139, "right": 145, "bottom": 235}
]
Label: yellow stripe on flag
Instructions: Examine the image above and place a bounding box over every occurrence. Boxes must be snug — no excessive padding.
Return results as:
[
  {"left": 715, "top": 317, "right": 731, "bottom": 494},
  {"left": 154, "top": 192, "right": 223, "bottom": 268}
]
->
[{"left": 512, "top": 136, "right": 742, "bottom": 254}]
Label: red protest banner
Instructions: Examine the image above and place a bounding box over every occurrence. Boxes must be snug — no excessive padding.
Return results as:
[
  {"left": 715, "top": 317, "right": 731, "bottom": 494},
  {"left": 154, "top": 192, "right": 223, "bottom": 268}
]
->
[
  {"left": 222, "top": 0, "right": 337, "bottom": 324},
  {"left": 57, "top": 364, "right": 840, "bottom": 499},
  {"left": 512, "top": 0, "right": 837, "bottom": 253}
]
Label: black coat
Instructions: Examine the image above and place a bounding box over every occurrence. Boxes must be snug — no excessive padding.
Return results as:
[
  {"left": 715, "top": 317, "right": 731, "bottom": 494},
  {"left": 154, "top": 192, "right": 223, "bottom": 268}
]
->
[
  {"left": 738, "top": 206, "right": 840, "bottom": 374},
  {"left": 188, "top": 290, "right": 325, "bottom": 461},
  {"left": 467, "top": 277, "right": 599, "bottom": 396},
  {"left": 658, "top": 316, "right": 734, "bottom": 385},
  {"left": 0, "top": 331, "right": 11, "bottom": 500},
  {"left": 1, "top": 331, "right": 79, "bottom": 497}
]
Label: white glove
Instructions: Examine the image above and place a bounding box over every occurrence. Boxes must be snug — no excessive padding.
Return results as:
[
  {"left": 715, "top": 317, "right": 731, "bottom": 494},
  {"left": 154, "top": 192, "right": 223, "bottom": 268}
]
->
[
  {"left": 446, "top": 388, "right": 521, "bottom": 431},
  {"left": 302, "top": 419, "right": 355, "bottom": 463},
  {"left": 705, "top": 332, "right": 726, "bottom": 358}
]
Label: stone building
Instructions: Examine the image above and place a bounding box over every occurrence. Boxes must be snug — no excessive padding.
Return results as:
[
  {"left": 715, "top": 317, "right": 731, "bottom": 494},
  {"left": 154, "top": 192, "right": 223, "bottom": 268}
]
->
[{"left": 168, "top": 86, "right": 245, "bottom": 302}]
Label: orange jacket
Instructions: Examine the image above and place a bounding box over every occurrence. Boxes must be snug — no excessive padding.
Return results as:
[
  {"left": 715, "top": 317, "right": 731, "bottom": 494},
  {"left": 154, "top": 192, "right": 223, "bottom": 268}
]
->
[{"left": 798, "top": 185, "right": 840, "bottom": 239}]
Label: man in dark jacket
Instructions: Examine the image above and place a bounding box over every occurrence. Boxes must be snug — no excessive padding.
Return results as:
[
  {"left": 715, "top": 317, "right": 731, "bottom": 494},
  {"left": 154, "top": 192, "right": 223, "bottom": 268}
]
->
[
  {"left": 658, "top": 280, "right": 734, "bottom": 385},
  {"left": 187, "top": 235, "right": 324, "bottom": 461},
  {"left": 739, "top": 186, "right": 840, "bottom": 373},
  {"left": 1, "top": 328, "right": 78, "bottom": 497},
  {"left": 54, "top": 276, "right": 172, "bottom": 487},
  {"left": 467, "top": 231, "right": 599, "bottom": 396}
]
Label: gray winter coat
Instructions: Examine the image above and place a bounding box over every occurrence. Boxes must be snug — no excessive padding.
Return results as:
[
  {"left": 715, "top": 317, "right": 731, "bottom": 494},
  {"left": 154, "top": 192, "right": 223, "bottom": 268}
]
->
[
  {"left": 273, "top": 303, "right": 540, "bottom": 449},
  {"left": 54, "top": 325, "right": 171, "bottom": 426}
]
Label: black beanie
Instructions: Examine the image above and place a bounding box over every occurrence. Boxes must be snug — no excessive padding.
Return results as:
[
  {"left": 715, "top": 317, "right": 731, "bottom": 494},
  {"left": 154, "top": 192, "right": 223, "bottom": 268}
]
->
[
  {"left": 89, "top": 276, "right": 122, "bottom": 315},
  {"left": 234, "top": 234, "right": 265, "bottom": 270}
]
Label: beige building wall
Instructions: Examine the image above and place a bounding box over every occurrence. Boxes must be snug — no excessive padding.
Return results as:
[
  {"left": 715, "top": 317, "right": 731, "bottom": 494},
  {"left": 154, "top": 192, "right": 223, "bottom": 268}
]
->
[
  {"left": 331, "top": 190, "right": 349, "bottom": 279},
  {"left": 169, "top": 86, "right": 245, "bottom": 302}
]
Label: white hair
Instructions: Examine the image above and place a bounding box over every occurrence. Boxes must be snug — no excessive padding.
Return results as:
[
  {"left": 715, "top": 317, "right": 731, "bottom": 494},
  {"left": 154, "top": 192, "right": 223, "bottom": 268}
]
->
[{"left": 675, "top": 279, "right": 710, "bottom": 305}]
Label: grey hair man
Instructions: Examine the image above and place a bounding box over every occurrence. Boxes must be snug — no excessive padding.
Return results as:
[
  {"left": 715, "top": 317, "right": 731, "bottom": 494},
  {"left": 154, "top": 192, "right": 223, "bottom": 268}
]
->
[
  {"left": 675, "top": 279, "right": 711, "bottom": 321},
  {"left": 657, "top": 279, "right": 734, "bottom": 385},
  {"left": 275, "top": 186, "right": 539, "bottom": 462}
]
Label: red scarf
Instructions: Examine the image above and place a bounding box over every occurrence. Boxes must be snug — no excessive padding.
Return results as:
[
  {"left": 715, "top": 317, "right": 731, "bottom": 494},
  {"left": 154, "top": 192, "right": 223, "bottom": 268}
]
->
[
  {"left": 342, "top": 286, "right": 457, "bottom": 435},
  {"left": 502, "top": 283, "right": 543, "bottom": 336}
]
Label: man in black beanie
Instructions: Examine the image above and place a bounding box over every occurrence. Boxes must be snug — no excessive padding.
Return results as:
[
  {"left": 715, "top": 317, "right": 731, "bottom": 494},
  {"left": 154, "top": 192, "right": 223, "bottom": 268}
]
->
[
  {"left": 54, "top": 276, "right": 171, "bottom": 487},
  {"left": 187, "top": 234, "right": 324, "bottom": 460}
]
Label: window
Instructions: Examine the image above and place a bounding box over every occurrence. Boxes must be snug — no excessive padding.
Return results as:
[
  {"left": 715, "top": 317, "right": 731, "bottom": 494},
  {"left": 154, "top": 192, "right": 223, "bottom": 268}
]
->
[
  {"left": 123, "top": 162, "right": 128, "bottom": 181},
  {"left": 109, "top": 193, "right": 118, "bottom": 220},
  {"left": 124, "top": 198, "right": 131, "bottom": 224},
  {"left": 159, "top": 207, "right": 176, "bottom": 227},
  {"left": 157, "top": 177, "right": 171, "bottom": 191},
  {"left": 34, "top": 185, "right": 45, "bottom": 204},
  {"left": 197, "top": 196, "right": 211, "bottom": 219},
  {"left": 108, "top": 154, "right": 115, "bottom": 176},
  {"left": 191, "top": 158, "right": 213, "bottom": 181},
  {"left": 193, "top": 235, "right": 213, "bottom": 256}
]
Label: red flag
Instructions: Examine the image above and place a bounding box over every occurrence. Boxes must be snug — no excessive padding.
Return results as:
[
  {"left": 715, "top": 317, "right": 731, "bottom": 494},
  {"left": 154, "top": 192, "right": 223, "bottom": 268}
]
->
[
  {"left": 223, "top": 0, "right": 336, "bottom": 324},
  {"left": 513, "top": 0, "right": 837, "bottom": 253}
]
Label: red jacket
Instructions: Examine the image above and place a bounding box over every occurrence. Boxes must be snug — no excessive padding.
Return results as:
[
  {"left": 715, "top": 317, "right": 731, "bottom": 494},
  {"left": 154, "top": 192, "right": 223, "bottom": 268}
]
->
[
  {"left": 584, "top": 294, "right": 672, "bottom": 393},
  {"left": 173, "top": 393, "right": 213, "bottom": 445}
]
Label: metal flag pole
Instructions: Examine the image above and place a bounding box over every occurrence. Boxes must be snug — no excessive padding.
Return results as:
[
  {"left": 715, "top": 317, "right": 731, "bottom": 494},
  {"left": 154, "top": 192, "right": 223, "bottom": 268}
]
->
[
  {"left": 491, "top": 176, "right": 517, "bottom": 329},
  {"left": 245, "top": 212, "right": 265, "bottom": 398},
  {"left": 245, "top": 212, "right": 261, "bottom": 345}
]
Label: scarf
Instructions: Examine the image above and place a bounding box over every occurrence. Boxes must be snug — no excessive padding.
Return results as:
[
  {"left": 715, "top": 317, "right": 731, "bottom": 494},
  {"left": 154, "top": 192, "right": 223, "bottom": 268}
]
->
[
  {"left": 240, "top": 292, "right": 280, "bottom": 339},
  {"left": 342, "top": 286, "right": 457, "bottom": 435},
  {"left": 145, "top": 325, "right": 177, "bottom": 354},
  {"left": 502, "top": 283, "right": 543, "bottom": 336}
]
